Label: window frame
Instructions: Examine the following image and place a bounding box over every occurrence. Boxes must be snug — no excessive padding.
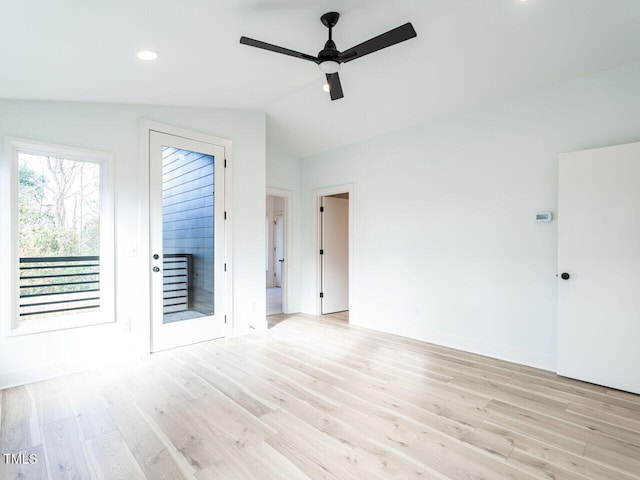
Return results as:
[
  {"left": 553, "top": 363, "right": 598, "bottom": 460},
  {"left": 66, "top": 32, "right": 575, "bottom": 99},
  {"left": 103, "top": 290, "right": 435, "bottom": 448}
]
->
[{"left": 7, "top": 138, "right": 115, "bottom": 335}]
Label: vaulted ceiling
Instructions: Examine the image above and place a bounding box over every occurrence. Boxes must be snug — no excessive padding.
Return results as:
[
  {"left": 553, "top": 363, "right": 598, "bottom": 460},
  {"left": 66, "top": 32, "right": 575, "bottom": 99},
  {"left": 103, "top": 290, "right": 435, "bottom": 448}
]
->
[{"left": 2, "top": 0, "right": 640, "bottom": 158}]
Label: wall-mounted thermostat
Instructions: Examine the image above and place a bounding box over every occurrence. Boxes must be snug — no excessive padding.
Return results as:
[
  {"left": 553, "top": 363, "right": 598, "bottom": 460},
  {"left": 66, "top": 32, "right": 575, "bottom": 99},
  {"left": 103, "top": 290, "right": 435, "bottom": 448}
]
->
[{"left": 536, "top": 211, "right": 553, "bottom": 223}]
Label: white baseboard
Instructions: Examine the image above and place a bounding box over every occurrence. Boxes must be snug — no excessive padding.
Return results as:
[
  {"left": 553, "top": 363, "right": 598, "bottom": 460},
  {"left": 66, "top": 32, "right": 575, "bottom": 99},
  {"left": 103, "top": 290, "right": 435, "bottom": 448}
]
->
[
  {"left": 0, "top": 353, "right": 145, "bottom": 390},
  {"left": 350, "top": 319, "right": 556, "bottom": 372}
]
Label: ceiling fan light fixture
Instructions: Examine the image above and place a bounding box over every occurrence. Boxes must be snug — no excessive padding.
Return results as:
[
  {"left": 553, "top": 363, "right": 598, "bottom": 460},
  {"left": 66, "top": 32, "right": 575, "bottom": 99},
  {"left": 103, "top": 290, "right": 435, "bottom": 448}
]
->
[
  {"left": 319, "top": 60, "right": 340, "bottom": 74},
  {"left": 322, "top": 83, "right": 330, "bottom": 93}
]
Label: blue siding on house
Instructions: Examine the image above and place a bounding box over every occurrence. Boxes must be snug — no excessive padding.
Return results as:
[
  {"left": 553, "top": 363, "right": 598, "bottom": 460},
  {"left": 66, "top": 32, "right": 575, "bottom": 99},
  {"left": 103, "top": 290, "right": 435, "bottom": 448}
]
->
[{"left": 162, "top": 147, "right": 215, "bottom": 315}]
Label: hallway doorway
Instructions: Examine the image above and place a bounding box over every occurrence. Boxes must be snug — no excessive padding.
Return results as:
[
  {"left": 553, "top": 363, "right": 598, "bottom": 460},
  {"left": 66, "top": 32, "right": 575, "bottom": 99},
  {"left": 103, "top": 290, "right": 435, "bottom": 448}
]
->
[
  {"left": 320, "top": 193, "right": 349, "bottom": 315},
  {"left": 266, "top": 192, "right": 289, "bottom": 316}
]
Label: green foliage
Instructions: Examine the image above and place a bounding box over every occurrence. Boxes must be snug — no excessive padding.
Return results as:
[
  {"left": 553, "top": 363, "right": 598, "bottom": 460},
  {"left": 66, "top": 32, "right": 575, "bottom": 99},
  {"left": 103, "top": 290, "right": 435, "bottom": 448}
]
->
[
  {"left": 18, "top": 161, "right": 100, "bottom": 258},
  {"left": 19, "top": 165, "right": 54, "bottom": 256},
  {"left": 19, "top": 166, "right": 42, "bottom": 187},
  {"left": 81, "top": 218, "right": 101, "bottom": 255}
]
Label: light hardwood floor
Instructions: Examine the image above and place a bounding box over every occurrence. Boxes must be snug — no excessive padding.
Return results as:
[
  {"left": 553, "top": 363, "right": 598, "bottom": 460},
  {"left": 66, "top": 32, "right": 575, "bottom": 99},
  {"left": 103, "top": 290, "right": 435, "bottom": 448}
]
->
[
  {"left": 266, "top": 287, "right": 282, "bottom": 316},
  {"left": 2, "top": 314, "right": 640, "bottom": 479}
]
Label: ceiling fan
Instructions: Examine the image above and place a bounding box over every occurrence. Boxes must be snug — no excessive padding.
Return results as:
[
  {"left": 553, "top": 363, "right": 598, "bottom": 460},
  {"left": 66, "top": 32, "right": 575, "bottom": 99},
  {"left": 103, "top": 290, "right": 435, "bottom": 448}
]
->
[{"left": 240, "top": 12, "right": 417, "bottom": 101}]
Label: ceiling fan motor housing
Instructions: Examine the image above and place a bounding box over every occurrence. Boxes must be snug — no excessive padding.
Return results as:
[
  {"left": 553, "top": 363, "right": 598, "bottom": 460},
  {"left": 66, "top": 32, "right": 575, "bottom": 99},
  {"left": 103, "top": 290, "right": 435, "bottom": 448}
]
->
[
  {"left": 319, "top": 40, "right": 339, "bottom": 60},
  {"left": 318, "top": 41, "right": 340, "bottom": 73}
]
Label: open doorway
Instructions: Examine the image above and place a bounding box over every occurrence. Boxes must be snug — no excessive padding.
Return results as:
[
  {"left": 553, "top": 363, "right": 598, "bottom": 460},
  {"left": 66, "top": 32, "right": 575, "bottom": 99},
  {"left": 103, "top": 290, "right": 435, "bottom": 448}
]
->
[
  {"left": 320, "top": 192, "right": 349, "bottom": 321},
  {"left": 266, "top": 194, "right": 286, "bottom": 316}
]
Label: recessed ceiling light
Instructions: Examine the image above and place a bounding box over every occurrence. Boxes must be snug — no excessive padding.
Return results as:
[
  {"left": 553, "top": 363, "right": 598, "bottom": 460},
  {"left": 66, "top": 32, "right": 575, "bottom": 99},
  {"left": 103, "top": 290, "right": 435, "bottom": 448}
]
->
[
  {"left": 137, "top": 50, "right": 158, "bottom": 61},
  {"left": 322, "top": 83, "right": 330, "bottom": 93}
]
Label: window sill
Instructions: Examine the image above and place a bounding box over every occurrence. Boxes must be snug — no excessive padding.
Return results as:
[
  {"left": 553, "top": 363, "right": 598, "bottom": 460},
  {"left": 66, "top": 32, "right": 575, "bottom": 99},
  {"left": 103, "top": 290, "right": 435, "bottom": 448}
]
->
[{"left": 8, "top": 312, "right": 115, "bottom": 337}]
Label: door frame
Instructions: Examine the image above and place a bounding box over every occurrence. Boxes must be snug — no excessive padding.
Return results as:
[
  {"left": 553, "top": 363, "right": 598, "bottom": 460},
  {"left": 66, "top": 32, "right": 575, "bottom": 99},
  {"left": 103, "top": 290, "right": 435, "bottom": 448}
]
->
[
  {"left": 266, "top": 187, "right": 291, "bottom": 313},
  {"left": 314, "top": 184, "right": 354, "bottom": 318},
  {"left": 274, "top": 214, "right": 285, "bottom": 288},
  {"left": 140, "top": 120, "right": 233, "bottom": 353}
]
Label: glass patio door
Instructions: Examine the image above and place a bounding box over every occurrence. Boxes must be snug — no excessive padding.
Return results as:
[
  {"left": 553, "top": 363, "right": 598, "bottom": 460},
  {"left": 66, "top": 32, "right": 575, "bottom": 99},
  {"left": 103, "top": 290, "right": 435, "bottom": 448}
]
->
[{"left": 149, "top": 131, "right": 226, "bottom": 351}]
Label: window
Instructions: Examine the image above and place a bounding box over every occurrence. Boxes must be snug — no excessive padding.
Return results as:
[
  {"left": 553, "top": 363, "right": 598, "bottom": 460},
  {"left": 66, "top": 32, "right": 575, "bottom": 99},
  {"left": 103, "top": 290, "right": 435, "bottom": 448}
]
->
[{"left": 8, "top": 139, "right": 114, "bottom": 334}]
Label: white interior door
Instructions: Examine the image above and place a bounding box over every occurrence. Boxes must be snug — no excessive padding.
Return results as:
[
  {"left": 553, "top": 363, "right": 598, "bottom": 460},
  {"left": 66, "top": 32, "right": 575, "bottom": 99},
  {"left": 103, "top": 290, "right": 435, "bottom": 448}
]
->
[
  {"left": 275, "top": 214, "right": 284, "bottom": 288},
  {"left": 557, "top": 142, "right": 640, "bottom": 394},
  {"left": 150, "top": 131, "right": 226, "bottom": 352},
  {"left": 321, "top": 196, "right": 349, "bottom": 314}
]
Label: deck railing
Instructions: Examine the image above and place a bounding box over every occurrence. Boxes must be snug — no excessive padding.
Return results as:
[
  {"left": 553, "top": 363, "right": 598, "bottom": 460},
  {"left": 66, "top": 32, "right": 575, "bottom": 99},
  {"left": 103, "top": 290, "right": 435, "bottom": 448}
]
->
[
  {"left": 163, "top": 253, "right": 192, "bottom": 314},
  {"left": 19, "top": 253, "right": 192, "bottom": 319},
  {"left": 19, "top": 256, "right": 100, "bottom": 318}
]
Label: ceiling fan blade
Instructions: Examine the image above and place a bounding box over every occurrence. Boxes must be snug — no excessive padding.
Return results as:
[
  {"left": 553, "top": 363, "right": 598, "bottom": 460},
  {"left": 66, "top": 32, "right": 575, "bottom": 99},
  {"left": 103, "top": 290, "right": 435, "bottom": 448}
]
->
[
  {"left": 240, "top": 36, "right": 319, "bottom": 63},
  {"left": 339, "top": 23, "right": 417, "bottom": 63},
  {"left": 326, "top": 73, "right": 344, "bottom": 101}
]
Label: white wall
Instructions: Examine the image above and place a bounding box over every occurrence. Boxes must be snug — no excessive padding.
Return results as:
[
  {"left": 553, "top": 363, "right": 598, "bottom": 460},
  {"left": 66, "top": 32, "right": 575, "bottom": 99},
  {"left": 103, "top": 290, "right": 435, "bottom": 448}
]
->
[
  {"left": 0, "top": 100, "right": 266, "bottom": 388},
  {"left": 295, "top": 61, "right": 640, "bottom": 371}
]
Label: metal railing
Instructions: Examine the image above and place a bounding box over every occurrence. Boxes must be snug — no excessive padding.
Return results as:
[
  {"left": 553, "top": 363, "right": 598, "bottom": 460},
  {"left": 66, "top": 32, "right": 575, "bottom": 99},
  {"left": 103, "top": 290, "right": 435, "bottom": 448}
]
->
[
  {"left": 163, "top": 253, "right": 192, "bottom": 314},
  {"left": 19, "top": 256, "right": 100, "bottom": 318},
  {"left": 19, "top": 254, "right": 192, "bottom": 319}
]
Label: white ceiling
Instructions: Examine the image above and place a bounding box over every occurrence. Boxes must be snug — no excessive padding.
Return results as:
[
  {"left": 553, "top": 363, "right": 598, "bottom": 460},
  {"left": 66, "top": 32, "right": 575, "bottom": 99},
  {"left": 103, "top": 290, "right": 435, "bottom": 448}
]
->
[{"left": 1, "top": 0, "right": 640, "bottom": 158}]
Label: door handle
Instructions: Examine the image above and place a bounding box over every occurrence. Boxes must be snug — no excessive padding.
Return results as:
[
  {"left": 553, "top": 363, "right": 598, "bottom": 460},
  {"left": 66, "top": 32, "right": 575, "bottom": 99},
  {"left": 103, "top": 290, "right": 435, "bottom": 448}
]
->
[
  {"left": 278, "top": 258, "right": 285, "bottom": 262},
  {"left": 560, "top": 272, "right": 570, "bottom": 280},
  {"left": 153, "top": 266, "right": 160, "bottom": 273}
]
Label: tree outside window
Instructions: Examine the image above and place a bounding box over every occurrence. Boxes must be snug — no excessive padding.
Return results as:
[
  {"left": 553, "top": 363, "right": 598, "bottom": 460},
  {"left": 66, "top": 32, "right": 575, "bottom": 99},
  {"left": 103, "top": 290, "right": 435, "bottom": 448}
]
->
[{"left": 18, "top": 153, "right": 101, "bottom": 258}]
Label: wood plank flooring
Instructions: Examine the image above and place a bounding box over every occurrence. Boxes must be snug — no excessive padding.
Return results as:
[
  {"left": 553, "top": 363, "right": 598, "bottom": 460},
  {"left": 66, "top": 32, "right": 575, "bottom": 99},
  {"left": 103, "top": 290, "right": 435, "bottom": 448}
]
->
[
  {"left": 2, "top": 313, "right": 640, "bottom": 479},
  {"left": 266, "top": 287, "right": 283, "bottom": 316}
]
